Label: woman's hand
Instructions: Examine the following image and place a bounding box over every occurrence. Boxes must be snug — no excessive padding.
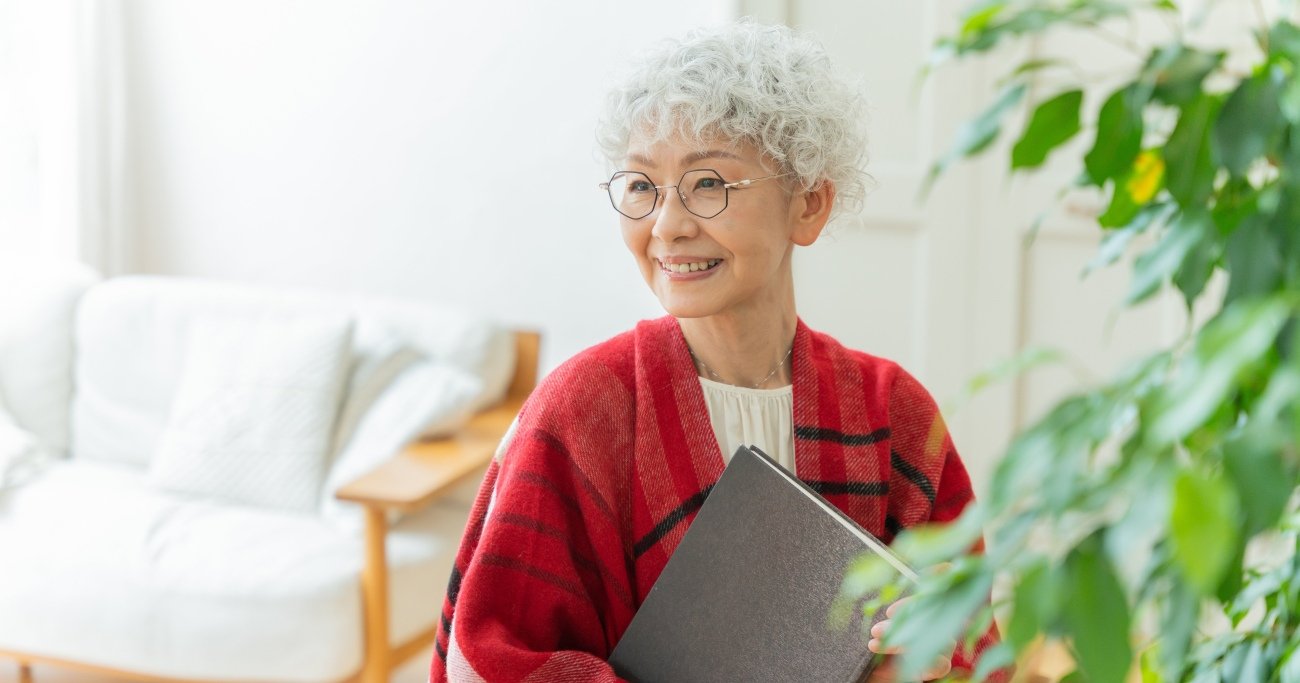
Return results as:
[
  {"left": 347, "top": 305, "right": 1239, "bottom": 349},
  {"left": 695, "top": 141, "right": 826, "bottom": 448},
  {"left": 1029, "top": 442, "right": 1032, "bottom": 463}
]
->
[{"left": 866, "top": 598, "right": 956, "bottom": 682}]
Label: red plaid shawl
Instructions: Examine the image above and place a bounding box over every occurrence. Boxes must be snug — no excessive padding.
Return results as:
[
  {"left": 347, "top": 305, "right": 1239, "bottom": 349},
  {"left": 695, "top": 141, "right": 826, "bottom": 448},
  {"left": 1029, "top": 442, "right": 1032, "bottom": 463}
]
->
[{"left": 431, "top": 316, "right": 1004, "bottom": 682}]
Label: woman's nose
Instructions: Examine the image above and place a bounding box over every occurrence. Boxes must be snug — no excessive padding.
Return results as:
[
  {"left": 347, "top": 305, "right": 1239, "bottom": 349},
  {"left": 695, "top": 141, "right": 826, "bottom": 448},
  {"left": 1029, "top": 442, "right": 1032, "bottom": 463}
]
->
[{"left": 650, "top": 187, "right": 698, "bottom": 242}]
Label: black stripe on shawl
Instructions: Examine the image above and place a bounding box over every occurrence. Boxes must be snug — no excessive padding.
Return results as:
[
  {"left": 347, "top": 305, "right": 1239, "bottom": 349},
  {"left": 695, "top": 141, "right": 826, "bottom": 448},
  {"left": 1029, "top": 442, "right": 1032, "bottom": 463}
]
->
[
  {"left": 804, "top": 480, "right": 889, "bottom": 496},
  {"left": 891, "top": 451, "right": 936, "bottom": 503},
  {"left": 447, "top": 565, "right": 463, "bottom": 606},
  {"left": 795, "top": 425, "right": 891, "bottom": 446},
  {"left": 436, "top": 638, "right": 447, "bottom": 662},
  {"left": 885, "top": 514, "right": 902, "bottom": 538},
  {"left": 496, "top": 511, "right": 636, "bottom": 611},
  {"left": 481, "top": 552, "right": 587, "bottom": 600},
  {"left": 534, "top": 429, "right": 618, "bottom": 525},
  {"left": 633, "top": 484, "right": 715, "bottom": 558}
]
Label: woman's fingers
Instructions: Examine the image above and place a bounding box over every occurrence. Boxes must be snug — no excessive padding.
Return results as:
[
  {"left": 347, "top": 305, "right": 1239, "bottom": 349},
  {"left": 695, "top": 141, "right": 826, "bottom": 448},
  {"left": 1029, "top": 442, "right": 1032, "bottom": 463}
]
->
[
  {"left": 868, "top": 601, "right": 956, "bottom": 680},
  {"left": 867, "top": 620, "right": 902, "bottom": 654},
  {"left": 884, "top": 596, "right": 910, "bottom": 619},
  {"left": 868, "top": 655, "right": 954, "bottom": 682},
  {"left": 921, "top": 654, "right": 953, "bottom": 680}
]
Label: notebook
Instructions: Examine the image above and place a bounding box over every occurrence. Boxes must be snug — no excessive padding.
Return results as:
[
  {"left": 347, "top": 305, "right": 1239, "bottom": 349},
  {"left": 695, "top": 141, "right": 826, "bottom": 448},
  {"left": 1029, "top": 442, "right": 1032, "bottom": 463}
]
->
[{"left": 609, "top": 445, "right": 916, "bottom": 683}]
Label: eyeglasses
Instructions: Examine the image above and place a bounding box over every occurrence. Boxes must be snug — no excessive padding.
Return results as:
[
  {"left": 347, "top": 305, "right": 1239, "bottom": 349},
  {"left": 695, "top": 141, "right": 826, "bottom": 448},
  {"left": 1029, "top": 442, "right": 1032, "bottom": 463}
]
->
[{"left": 598, "top": 169, "right": 791, "bottom": 220}]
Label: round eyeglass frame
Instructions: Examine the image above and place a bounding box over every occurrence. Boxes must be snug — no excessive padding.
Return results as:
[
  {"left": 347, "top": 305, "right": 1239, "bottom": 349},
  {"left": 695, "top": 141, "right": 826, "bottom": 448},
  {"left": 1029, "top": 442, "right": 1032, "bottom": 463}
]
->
[{"left": 598, "top": 169, "right": 792, "bottom": 220}]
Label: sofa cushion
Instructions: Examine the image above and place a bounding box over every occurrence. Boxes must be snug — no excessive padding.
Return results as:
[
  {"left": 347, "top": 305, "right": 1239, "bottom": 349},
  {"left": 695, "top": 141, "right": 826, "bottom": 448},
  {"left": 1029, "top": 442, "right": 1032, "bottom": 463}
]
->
[
  {"left": 321, "top": 359, "right": 483, "bottom": 527},
  {"left": 0, "top": 459, "right": 468, "bottom": 682},
  {"left": 0, "top": 259, "right": 99, "bottom": 456},
  {"left": 71, "top": 276, "right": 514, "bottom": 472},
  {"left": 148, "top": 312, "right": 353, "bottom": 513},
  {"left": 0, "top": 398, "right": 52, "bottom": 490}
]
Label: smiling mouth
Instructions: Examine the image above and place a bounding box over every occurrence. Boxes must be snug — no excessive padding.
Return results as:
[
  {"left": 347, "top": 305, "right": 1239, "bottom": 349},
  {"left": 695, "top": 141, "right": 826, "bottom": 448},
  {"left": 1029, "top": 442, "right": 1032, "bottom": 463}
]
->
[{"left": 658, "top": 259, "right": 722, "bottom": 274}]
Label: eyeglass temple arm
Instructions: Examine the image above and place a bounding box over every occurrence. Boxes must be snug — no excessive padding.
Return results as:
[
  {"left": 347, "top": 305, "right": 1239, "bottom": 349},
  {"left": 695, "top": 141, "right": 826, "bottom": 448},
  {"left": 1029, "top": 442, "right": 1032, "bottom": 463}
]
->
[{"left": 723, "top": 172, "right": 793, "bottom": 189}]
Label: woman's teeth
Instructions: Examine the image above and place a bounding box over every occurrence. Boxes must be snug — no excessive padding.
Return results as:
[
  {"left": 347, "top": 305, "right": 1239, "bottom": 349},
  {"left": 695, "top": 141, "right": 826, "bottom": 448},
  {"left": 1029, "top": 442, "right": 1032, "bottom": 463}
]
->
[{"left": 662, "top": 259, "right": 721, "bottom": 273}]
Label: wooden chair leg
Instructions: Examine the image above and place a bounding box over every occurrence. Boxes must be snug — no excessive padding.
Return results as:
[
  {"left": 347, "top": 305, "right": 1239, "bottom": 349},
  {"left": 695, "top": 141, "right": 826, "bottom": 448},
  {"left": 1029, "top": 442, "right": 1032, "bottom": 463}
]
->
[
  {"left": 18, "top": 662, "right": 33, "bottom": 683},
  {"left": 361, "top": 506, "right": 391, "bottom": 683}
]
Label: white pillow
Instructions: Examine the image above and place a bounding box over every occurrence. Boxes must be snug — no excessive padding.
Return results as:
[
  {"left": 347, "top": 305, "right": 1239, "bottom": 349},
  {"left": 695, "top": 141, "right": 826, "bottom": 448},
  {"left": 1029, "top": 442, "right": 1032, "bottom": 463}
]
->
[
  {"left": 331, "top": 339, "right": 425, "bottom": 457},
  {"left": 148, "top": 312, "right": 353, "bottom": 513},
  {"left": 0, "top": 258, "right": 99, "bottom": 457},
  {"left": 0, "top": 398, "right": 52, "bottom": 491},
  {"left": 320, "top": 360, "right": 482, "bottom": 529}
]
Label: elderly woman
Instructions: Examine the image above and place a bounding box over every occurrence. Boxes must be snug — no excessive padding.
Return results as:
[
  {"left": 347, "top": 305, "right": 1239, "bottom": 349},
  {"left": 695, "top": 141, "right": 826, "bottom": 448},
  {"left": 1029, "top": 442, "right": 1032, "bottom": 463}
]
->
[{"left": 431, "top": 21, "right": 1001, "bottom": 683}]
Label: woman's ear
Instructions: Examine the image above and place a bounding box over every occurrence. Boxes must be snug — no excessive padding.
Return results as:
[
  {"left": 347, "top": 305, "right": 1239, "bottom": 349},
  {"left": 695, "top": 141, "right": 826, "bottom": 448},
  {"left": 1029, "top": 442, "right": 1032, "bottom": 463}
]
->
[{"left": 790, "top": 180, "right": 836, "bottom": 247}]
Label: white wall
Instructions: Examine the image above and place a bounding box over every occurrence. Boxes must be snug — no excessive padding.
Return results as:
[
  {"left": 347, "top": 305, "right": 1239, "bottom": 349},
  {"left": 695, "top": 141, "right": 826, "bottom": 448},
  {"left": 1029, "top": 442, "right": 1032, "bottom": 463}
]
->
[{"left": 121, "top": 0, "right": 735, "bottom": 371}]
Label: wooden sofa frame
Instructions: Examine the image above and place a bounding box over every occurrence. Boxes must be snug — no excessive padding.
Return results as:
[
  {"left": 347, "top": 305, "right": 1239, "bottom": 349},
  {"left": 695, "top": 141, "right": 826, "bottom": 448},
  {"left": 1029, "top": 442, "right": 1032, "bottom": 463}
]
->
[{"left": 2, "top": 330, "right": 541, "bottom": 683}]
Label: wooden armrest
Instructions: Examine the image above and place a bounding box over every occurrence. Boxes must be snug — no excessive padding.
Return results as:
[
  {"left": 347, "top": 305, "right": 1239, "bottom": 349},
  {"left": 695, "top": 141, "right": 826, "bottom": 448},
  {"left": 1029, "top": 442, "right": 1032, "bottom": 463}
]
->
[
  {"left": 334, "top": 397, "right": 523, "bottom": 514},
  {"left": 337, "top": 329, "right": 539, "bottom": 516}
]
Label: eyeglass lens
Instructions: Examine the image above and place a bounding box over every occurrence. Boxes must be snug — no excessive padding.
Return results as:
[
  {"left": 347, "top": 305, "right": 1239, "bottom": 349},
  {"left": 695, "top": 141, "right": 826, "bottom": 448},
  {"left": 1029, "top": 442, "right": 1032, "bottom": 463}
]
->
[{"left": 606, "top": 170, "right": 730, "bottom": 219}]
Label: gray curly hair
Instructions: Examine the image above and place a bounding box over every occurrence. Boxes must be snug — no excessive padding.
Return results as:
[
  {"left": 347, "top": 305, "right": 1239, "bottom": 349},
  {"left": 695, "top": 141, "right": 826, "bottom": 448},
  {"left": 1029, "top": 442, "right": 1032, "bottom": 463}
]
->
[{"left": 596, "top": 20, "right": 869, "bottom": 221}]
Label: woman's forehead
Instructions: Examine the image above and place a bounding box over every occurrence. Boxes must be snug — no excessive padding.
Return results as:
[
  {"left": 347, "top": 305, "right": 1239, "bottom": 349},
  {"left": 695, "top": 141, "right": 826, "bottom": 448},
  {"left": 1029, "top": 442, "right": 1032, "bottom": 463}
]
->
[{"left": 623, "top": 135, "right": 760, "bottom": 167}]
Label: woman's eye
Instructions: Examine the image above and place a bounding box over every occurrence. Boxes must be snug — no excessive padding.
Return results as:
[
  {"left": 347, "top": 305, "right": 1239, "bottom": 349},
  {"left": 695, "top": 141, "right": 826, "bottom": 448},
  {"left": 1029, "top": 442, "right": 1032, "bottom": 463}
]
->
[
  {"left": 695, "top": 177, "right": 721, "bottom": 190},
  {"left": 629, "top": 180, "right": 654, "bottom": 193}
]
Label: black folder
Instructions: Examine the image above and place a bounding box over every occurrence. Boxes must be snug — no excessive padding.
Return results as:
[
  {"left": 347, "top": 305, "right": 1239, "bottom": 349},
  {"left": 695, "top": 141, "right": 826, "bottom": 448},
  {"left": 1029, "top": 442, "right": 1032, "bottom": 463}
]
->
[{"left": 609, "top": 445, "right": 916, "bottom": 683}]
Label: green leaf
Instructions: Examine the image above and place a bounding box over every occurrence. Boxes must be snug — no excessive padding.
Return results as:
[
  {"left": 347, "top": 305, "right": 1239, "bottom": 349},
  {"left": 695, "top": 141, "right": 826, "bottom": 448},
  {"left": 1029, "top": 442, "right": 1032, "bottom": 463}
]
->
[
  {"left": 1213, "top": 537, "right": 1244, "bottom": 605},
  {"left": 1085, "top": 202, "right": 1172, "bottom": 274},
  {"left": 1214, "top": 72, "right": 1283, "bottom": 177},
  {"left": 1145, "top": 46, "right": 1223, "bottom": 107},
  {"left": 960, "top": 1, "right": 1006, "bottom": 37},
  {"left": 1270, "top": 20, "right": 1300, "bottom": 57},
  {"left": 1223, "top": 429, "right": 1293, "bottom": 535},
  {"left": 889, "top": 509, "right": 985, "bottom": 568},
  {"left": 886, "top": 562, "right": 994, "bottom": 680},
  {"left": 972, "top": 642, "right": 1015, "bottom": 682},
  {"left": 1099, "top": 176, "right": 1142, "bottom": 228},
  {"left": 1163, "top": 94, "right": 1220, "bottom": 207},
  {"left": 1151, "top": 299, "right": 1290, "bottom": 443},
  {"left": 1012, "top": 89, "right": 1083, "bottom": 169},
  {"left": 1101, "top": 149, "right": 1165, "bottom": 229},
  {"left": 927, "top": 83, "right": 1028, "bottom": 190},
  {"left": 1169, "top": 469, "right": 1240, "bottom": 595},
  {"left": 1008, "top": 560, "right": 1059, "bottom": 649},
  {"left": 1063, "top": 534, "right": 1133, "bottom": 683},
  {"left": 1229, "top": 564, "right": 1285, "bottom": 622},
  {"left": 1280, "top": 640, "right": 1300, "bottom": 683},
  {"left": 841, "top": 553, "right": 900, "bottom": 600},
  {"left": 1281, "top": 75, "right": 1300, "bottom": 125},
  {"left": 1003, "top": 58, "right": 1067, "bottom": 84},
  {"left": 1171, "top": 209, "right": 1221, "bottom": 307},
  {"left": 1211, "top": 177, "right": 1259, "bottom": 235},
  {"left": 1233, "top": 639, "right": 1267, "bottom": 683},
  {"left": 1085, "top": 84, "right": 1144, "bottom": 185},
  {"left": 1127, "top": 210, "right": 1211, "bottom": 305},
  {"left": 1157, "top": 579, "right": 1199, "bottom": 680},
  {"left": 1224, "top": 214, "right": 1282, "bottom": 305}
]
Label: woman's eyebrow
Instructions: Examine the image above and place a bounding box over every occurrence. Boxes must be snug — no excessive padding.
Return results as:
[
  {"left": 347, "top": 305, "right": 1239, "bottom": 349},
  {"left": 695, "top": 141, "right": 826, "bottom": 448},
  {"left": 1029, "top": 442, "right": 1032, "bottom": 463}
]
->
[
  {"left": 624, "top": 150, "right": 745, "bottom": 168},
  {"left": 681, "top": 150, "right": 743, "bottom": 165}
]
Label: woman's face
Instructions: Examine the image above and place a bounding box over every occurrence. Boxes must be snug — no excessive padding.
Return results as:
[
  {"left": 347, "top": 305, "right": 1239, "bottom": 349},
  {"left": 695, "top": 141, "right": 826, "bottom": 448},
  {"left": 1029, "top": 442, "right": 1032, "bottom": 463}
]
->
[{"left": 618, "top": 136, "right": 821, "bottom": 320}]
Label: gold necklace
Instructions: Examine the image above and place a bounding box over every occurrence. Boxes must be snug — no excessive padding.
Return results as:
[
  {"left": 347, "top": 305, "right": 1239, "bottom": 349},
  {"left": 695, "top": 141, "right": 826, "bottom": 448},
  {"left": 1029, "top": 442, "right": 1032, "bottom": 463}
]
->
[{"left": 688, "top": 345, "right": 793, "bottom": 389}]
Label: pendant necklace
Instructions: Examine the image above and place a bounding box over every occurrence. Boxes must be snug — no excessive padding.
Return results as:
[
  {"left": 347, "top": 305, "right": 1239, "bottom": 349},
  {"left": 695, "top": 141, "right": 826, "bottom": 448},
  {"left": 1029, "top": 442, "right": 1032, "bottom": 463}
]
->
[{"left": 689, "top": 344, "right": 793, "bottom": 389}]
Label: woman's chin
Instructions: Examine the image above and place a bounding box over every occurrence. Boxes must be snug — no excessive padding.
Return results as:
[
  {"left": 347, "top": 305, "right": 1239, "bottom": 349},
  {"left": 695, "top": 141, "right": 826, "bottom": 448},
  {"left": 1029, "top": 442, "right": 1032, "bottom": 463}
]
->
[{"left": 655, "top": 297, "right": 724, "bottom": 320}]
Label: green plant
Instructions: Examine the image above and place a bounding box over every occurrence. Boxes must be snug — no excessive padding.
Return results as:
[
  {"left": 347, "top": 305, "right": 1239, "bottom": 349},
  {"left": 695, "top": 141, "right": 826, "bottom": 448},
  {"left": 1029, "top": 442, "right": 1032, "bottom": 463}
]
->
[{"left": 842, "top": 1, "right": 1300, "bottom": 681}]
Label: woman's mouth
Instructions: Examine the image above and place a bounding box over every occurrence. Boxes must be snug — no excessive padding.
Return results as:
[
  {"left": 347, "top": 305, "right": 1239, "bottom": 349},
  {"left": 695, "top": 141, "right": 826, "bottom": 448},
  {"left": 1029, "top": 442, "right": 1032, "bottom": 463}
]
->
[{"left": 657, "top": 258, "right": 722, "bottom": 274}]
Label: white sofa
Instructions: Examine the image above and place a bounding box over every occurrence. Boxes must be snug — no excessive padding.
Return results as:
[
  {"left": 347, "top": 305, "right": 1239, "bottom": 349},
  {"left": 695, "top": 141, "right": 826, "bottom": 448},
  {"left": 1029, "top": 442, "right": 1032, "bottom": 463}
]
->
[{"left": 0, "top": 265, "right": 523, "bottom": 683}]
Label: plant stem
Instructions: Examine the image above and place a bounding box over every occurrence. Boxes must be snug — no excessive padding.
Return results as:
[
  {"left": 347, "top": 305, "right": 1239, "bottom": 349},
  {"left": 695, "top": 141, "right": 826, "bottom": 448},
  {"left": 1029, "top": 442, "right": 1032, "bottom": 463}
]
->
[
  {"left": 1084, "top": 20, "right": 1147, "bottom": 57},
  {"left": 1253, "top": 0, "right": 1270, "bottom": 53}
]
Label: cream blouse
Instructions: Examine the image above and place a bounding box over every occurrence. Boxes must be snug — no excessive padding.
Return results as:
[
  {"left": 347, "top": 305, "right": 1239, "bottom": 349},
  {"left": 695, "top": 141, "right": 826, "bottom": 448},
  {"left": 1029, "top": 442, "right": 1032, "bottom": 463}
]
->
[{"left": 698, "top": 376, "right": 796, "bottom": 475}]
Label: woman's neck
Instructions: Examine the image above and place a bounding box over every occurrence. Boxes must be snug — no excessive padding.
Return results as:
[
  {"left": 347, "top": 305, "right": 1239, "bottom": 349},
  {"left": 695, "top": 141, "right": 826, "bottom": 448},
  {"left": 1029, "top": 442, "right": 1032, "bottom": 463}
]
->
[{"left": 678, "top": 293, "right": 798, "bottom": 390}]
